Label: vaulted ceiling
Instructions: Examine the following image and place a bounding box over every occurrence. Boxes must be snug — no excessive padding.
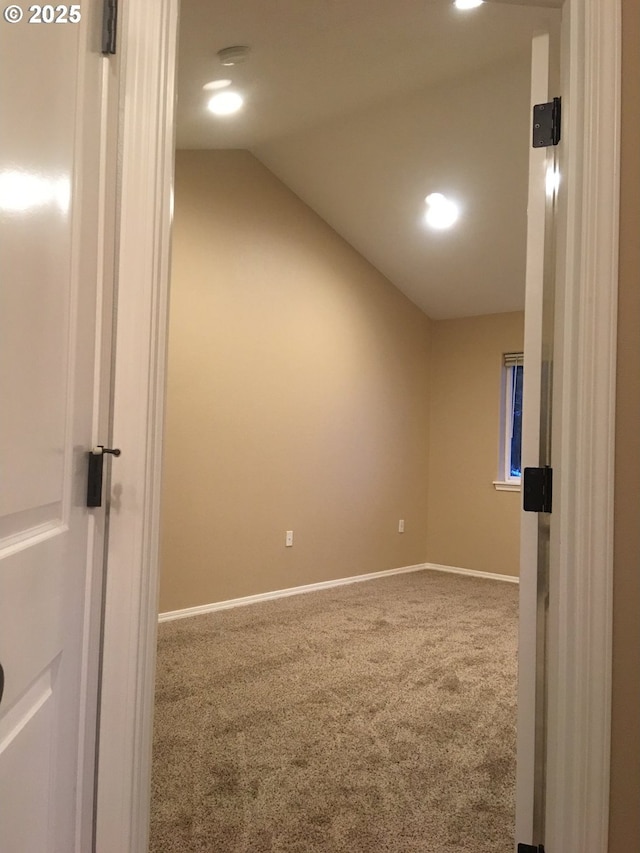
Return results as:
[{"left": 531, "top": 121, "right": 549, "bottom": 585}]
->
[{"left": 176, "top": 0, "right": 561, "bottom": 319}]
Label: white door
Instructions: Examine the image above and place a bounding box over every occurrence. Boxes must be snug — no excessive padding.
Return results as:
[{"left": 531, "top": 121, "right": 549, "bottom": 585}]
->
[
  {"left": 0, "top": 3, "right": 113, "bottom": 851},
  {"left": 516, "top": 29, "right": 560, "bottom": 850}
]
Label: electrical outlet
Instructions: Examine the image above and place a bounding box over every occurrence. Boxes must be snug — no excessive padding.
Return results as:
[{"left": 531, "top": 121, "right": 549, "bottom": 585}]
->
[
  {"left": 398, "top": 519, "right": 405, "bottom": 533},
  {"left": 285, "top": 530, "right": 294, "bottom": 547}
]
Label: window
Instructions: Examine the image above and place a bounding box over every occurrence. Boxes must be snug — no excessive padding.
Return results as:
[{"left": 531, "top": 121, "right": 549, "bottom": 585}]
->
[{"left": 495, "top": 352, "right": 523, "bottom": 490}]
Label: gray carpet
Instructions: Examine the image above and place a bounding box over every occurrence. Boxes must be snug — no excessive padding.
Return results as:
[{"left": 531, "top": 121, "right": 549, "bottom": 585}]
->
[{"left": 151, "top": 570, "right": 518, "bottom": 853}]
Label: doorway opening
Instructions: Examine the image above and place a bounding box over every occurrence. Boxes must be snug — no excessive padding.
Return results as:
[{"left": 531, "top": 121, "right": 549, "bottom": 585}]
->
[{"left": 150, "top": 1, "right": 561, "bottom": 851}]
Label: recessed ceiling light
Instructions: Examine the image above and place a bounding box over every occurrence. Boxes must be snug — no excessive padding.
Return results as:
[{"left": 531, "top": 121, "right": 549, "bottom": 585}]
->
[
  {"left": 454, "top": 0, "right": 484, "bottom": 9},
  {"left": 424, "top": 193, "right": 460, "bottom": 230},
  {"left": 203, "top": 79, "right": 232, "bottom": 91},
  {"left": 207, "top": 91, "right": 244, "bottom": 116}
]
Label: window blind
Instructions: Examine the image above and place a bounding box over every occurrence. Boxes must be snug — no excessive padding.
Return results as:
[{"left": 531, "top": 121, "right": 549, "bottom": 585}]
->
[{"left": 504, "top": 352, "right": 524, "bottom": 368}]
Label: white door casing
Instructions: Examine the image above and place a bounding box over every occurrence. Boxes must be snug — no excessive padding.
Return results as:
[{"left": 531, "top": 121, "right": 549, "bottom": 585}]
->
[
  {"left": 545, "top": 2, "right": 620, "bottom": 850},
  {"left": 94, "top": 1, "right": 179, "bottom": 850},
  {"left": 96, "top": 1, "right": 620, "bottom": 851},
  {"left": 0, "top": 3, "right": 114, "bottom": 852}
]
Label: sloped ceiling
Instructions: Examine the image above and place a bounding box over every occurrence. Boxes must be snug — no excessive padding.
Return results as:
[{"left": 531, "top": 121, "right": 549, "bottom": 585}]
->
[{"left": 176, "top": 0, "right": 561, "bottom": 319}]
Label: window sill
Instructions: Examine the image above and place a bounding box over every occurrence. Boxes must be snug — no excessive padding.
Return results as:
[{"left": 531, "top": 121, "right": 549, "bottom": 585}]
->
[{"left": 493, "top": 480, "right": 521, "bottom": 492}]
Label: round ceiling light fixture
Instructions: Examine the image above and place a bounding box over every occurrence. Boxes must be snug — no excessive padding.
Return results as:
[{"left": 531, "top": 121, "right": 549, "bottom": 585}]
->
[
  {"left": 454, "top": 0, "right": 484, "bottom": 9},
  {"left": 203, "top": 79, "right": 232, "bottom": 91},
  {"left": 217, "top": 45, "right": 250, "bottom": 66},
  {"left": 207, "top": 90, "right": 244, "bottom": 116},
  {"left": 424, "top": 193, "right": 460, "bottom": 230}
]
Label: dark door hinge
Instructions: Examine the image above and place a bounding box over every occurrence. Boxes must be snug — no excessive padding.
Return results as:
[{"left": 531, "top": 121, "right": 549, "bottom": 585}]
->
[
  {"left": 523, "top": 466, "right": 553, "bottom": 514},
  {"left": 102, "top": 0, "right": 118, "bottom": 55},
  {"left": 532, "top": 96, "right": 561, "bottom": 148},
  {"left": 518, "top": 845, "right": 546, "bottom": 853},
  {"left": 87, "top": 446, "right": 121, "bottom": 508}
]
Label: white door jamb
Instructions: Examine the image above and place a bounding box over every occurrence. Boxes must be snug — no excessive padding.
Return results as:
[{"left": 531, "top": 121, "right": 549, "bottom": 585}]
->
[{"left": 94, "top": 1, "right": 178, "bottom": 850}]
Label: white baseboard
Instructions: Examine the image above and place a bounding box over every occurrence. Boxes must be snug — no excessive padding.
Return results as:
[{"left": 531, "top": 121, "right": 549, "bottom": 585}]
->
[
  {"left": 423, "top": 562, "right": 519, "bottom": 585},
  {"left": 158, "top": 561, "right": 518, "bottom": 623},
  {"left": 158, "top": 563, "right": 428, "bottom": 622}
]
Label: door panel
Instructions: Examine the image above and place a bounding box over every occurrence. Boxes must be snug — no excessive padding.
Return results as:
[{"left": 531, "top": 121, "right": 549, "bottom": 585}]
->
[
  {"left": 0, "top": 660, "right": 57, "bottom": 852},
  {"left": 0, "top": 3, "right": 111, "bottom": 850}
]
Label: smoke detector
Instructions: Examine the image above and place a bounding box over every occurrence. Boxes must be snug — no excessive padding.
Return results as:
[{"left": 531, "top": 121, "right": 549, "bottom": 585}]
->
[{"left": 217, "top": 46, "right": 250, "bottom": 67}]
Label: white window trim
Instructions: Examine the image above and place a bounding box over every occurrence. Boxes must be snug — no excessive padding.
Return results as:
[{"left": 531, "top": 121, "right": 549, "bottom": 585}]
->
[
  {"left": 497, "top": 353, "right": 524, "bottom": 489},
  {"left": 493, "top": 480, "right": 522, "bottom": 492}
]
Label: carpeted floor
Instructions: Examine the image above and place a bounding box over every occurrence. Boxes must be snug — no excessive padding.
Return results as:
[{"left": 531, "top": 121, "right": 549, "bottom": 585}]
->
[{"left": 151, "top": 570, "right": 518, "bottom": 853}]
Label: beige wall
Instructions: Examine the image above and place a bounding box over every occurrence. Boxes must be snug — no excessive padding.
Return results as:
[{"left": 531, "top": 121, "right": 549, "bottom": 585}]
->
[
  {"left": 426, "top": 313, "right": 524, "bottom": 578},
  {"left": 609, "top": 1, "right": 640, "bottom": 848},
  {"left": 160, "top": 150, "right": 433, "bottom": 612}
]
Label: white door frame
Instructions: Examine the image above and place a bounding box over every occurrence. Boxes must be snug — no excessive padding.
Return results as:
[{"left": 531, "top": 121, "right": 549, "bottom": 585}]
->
[
  {"left": 95, "top": 1, "right": 621, "bottom": 850},
  {"left": 94, "top": 1, "right": 177, "bottom": 849},
  {"left": 545, "top": 3, "right": 620, "bottom": 850},
  {"left": 515, "top": 29, "right": 555, "bottom": 845}
]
